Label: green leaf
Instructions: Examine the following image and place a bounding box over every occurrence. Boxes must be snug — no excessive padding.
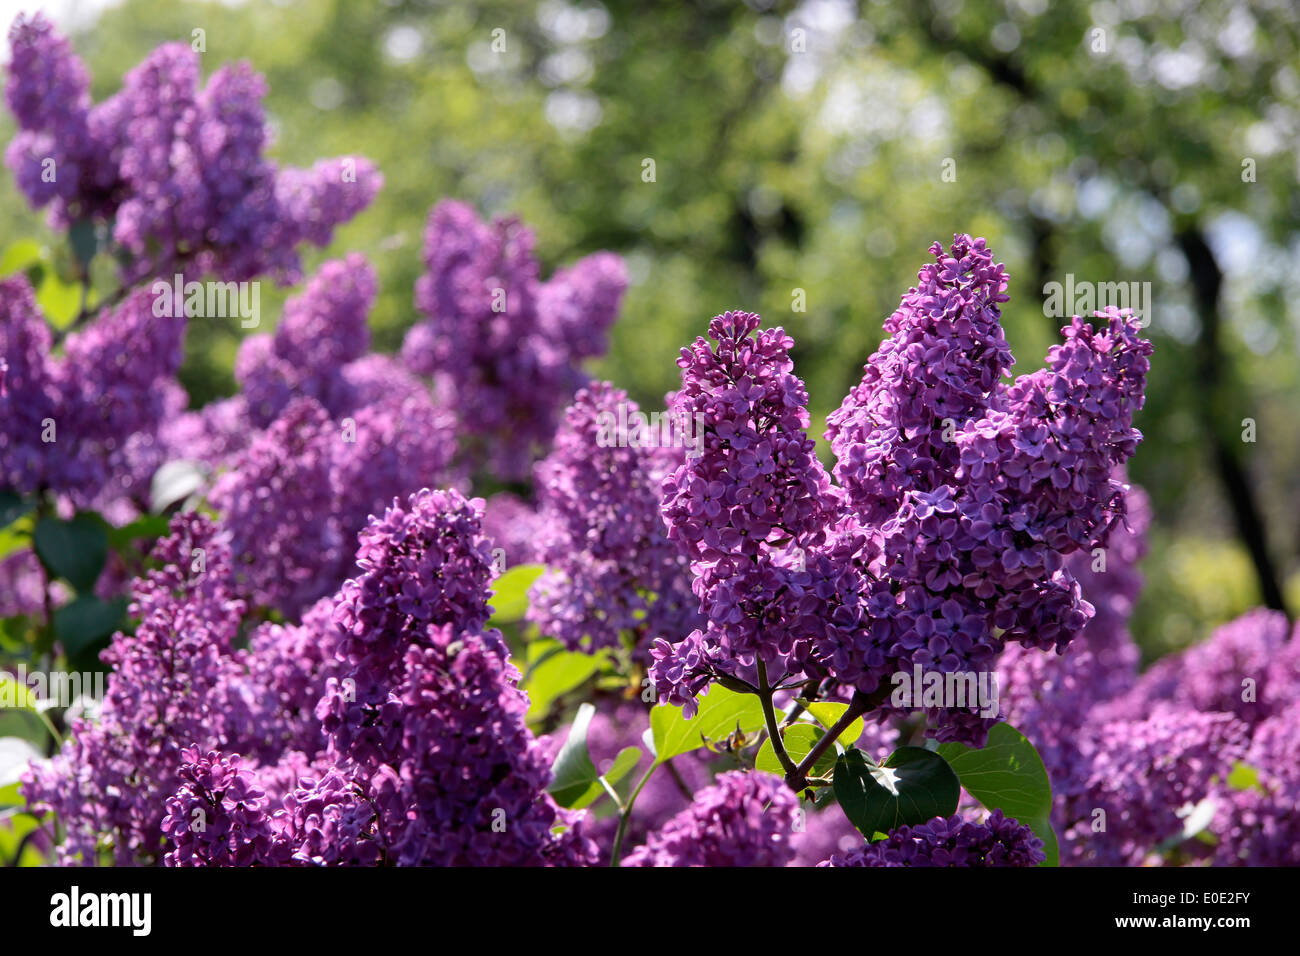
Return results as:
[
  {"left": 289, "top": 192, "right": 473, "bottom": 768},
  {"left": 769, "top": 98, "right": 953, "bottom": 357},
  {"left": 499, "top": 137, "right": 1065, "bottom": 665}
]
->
[
  {"left": 937, "top": 722, "right": 1059, "bottom": 866},
  {"left": 0, "top": 239, "right": 43, "bottom": 275},
  {"left": 33, "top": 513, "right": 108, "bottom": 593},
  {"left": 1227, "top": 761, "right": 1263, "bottom": 792},
  {"left": 650, "top": 685, "right": 767, "bottom": 763},
  {"left": 756, "top": 722, "right": 835, "bottom": 778},
  {"left": 37, "top": 270, "right": 80, "bottom": 328},
  {"left": 53, "top": 595, "right": 127, "bottom": 655},
  {"left": 488, "top": 563, "right": 545, "bottom": 624},
  {"left": 150, "top": 460, "right": 208, "bottom": 514},
  {"left": 68, "top": 219, "right": 98, "bottom": 271},
  {"left": 601, "top": 746, "right": 643, "bottom": 792},
  {"left": 0, "top": 491, "right": 30, "bottom": 530},
  {"left": 548, "top": 703, "right": 601, "bottom": 807},
  {"left": 106, "top": 513, "right": 171, "bottom": 552},
  {"left": 522, "top": 643, "right": 603, "bottom": 722},
  {"left": 833, "top": 746, "right": 961, "bottom": 837},
  {"left": 801, "top": 700, "right": 865, "bottom": 747}
]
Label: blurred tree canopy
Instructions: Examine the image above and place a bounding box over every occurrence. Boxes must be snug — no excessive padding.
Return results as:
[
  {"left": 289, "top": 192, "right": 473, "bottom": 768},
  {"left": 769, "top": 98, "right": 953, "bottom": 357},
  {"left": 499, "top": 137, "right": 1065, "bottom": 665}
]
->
[{"left": 2, "top": 0, "right": 1298, "bottom": 659}]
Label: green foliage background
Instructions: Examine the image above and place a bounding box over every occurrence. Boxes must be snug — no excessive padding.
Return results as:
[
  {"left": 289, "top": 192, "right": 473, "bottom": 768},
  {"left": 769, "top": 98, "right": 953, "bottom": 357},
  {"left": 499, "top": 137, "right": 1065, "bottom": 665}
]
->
[{"left": 3, "top": 0, "right": 1298, "bottom": 659}]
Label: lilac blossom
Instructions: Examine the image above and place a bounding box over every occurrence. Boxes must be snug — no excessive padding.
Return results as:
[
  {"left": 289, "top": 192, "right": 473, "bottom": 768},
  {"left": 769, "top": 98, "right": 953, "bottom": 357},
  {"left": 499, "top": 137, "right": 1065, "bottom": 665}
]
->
[
  {"left": 622, "top": 770, "right": 799, "bottom": 867},
  {"left": 529, "top": 382, "right": 701, "bottom": 660}
]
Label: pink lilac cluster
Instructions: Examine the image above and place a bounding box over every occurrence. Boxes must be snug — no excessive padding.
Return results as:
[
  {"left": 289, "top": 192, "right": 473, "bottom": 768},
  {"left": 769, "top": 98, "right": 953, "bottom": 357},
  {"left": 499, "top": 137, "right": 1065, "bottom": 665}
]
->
[
  {"left": 401, "top": 200, "right": 628, "bottom": 480},
  {"left": 5, "top": 14, "right": 380, "bottom": 281},
  {"left": 0, "top": 277, "right": 184, "bottom": 503},
  {"left": 528, "top": 383, "right": 701, "bottom": 659},
  {"left": 819, "top": 810, "right": 1045, "bottom": 867},
  {"left": 651, "top": 237, "right": 1152, "bottom": 746},
  {"left": 621, "top": 770, "right": 799, "bottom": 867}
]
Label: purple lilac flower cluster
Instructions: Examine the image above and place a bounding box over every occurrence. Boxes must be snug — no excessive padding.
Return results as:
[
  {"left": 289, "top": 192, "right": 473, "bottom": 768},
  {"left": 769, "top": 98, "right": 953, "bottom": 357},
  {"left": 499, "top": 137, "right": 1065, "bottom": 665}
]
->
[
  {"left": 622, "top": 770, "right": 800, "bottom": 867},
  {"left": 652, "top": 310, "right": 839, "bottom": 710},
  {"left": 5, "top": 13, "right": 379, "bottom": 281},
  {"left": 28, "top": 492, "right": 599, "bottom": 867},
  {"left": 651, "top": 237, "right": 1153, "bottom": 746},
  {"left": 528, "top": 382, "right": 701, "bottom": 660},
  {"left": 401, "top": 200, "right": 628, "bottom": 480},
  {"left": 183, "top": 256, "right": 458, "bottom": 616},
  {"left": 23, "top": 513, "right": 247, "bottom": 863},
  {"left": 0, "top": 278, "right": 184, "bottom": 503},
  {"left": 820, "top": 810, "right": 1045, "bottom": 867}
]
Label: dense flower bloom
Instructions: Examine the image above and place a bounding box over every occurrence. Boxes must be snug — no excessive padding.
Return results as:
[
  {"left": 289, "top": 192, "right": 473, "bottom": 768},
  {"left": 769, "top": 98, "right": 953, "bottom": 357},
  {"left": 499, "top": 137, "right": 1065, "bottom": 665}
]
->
[
  {"left": 651, "top": 238, "right": 1151, "bottom": 747},
  {"left": 528, "top": 383, "right": 701, "bottom": 659},
  {"left": 1103, "top": 609, "right": 1299, "bottom": 726},
  {"left": 1060, "top": 706, "right": 1250, "bottom": 866},
  {"left": 363, "top": 634, "right": 596, "bottom": 866},
  {"left": 1210, "top": 702, "right": 1300, "bottom": 866},
  {"left": 236, "top": 254, "right": 378, "bottom": 427},
  {"left": 163, "top": 749, "right": 279, "bottom": 867},
  {"left": 622, "top": 770, "right": 800, "bottom": 867},
  {"left": 23, "top": 513, "right": 246, "bottom": 864},
  {"left": 210, "top": 398, "right": 344, "bottom": 618},
  {"left": 820, "top": 810, "right": 1045, "bottom": 867},
  {"left": 827, "top": 235, "right": 1014, "bottom": 525},
  {"left": 324, "top": 488, "right": 497, "bottom": 723},
  {"left": 651, "top": 310, "right": 837, "bottom": 710},
  {"left": 0, "top": 277, "right": 185, "bottom": 501},
  {"left": 401, "top": 200, "right": 627, "bottom": 480},
  {"left": 5, "top": 14, "right": 379, "bottom": 281},
  {"left": 4, "top": 13, "right": 118, "bottom": 223}
]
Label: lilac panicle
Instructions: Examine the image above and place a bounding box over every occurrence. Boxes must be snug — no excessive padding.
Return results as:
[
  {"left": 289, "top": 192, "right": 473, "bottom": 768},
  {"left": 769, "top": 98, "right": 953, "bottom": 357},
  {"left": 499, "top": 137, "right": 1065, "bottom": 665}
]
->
[
  {"left": 622, "top": 770, "right": 799, "bottom": 867},
  {"left": 210, "top": 398, "right": 344, "bottom": 619},
  {"left": 1102, "top": 608, "right": 1298, "bottom": 726},
  {"left": 528, "top": 382, "right": 701, "bottom": 659},
  {"left": 827, "top": 235, "right": 1013, "bottom": 525},
  {"left": 0, "top": 277, "right": 184, "bottom": 502},
  {"left": 4, "top": 14, "right": 380, "bottom": 282},
  {"left": 401, "top": 199, "right": 627, "bottom": 480},
  {"left": 237, "top": 254, "right": 377, "bottom": 427},
  {"left": 23, "top": 513, "right": 246, "bottom": 865},
  {"left": 651, "top": 310, "right": 837, "bottom": 711},
  {"left": 1060, "top": 706, "right": 1250, "bottom": 866},
  {"left": 1211, "top": 701, "right": 1300, "bottom": 866},
  {"left": 820, "top": 810, "right": 1044, "bottom": 867},
  {"left": 4, "top": 13, "right": 118, "bottom": 221}
]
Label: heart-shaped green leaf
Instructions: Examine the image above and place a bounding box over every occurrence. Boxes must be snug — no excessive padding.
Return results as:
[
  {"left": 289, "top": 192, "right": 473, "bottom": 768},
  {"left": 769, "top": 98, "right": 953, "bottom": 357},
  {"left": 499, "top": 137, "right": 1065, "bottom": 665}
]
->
[
  {"left": 33, "top": 514, "right": 108, "bottom": 593},
  {"left": 833, "top": 746, "right": 960, "bottom": 837}
]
